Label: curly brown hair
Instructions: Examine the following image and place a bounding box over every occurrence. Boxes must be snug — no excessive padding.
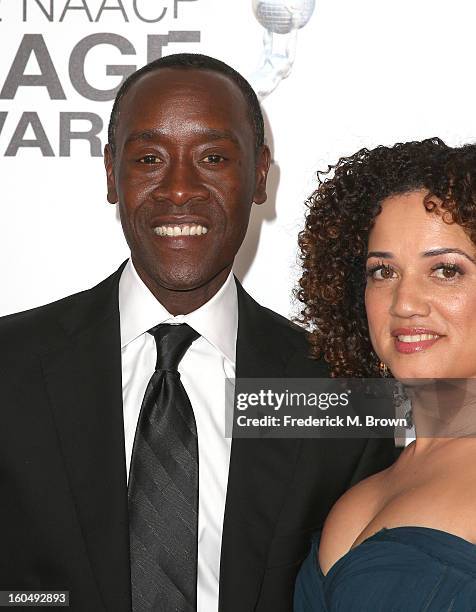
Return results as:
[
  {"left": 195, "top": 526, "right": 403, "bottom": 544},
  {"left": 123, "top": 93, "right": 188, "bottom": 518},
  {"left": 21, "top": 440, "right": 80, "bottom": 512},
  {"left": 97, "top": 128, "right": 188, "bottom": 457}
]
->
[{"left": 297, "top": 137, "right": 476, "bottom": 377}]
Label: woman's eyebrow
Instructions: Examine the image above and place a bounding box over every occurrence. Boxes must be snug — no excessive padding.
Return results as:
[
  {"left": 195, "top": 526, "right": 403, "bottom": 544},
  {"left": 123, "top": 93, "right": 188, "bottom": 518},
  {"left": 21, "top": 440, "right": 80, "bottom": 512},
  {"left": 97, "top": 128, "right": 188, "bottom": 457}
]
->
[
  {"left": 422, "top": 248, "right": 476, "bottom": 264},
  {"left": 366, "top": 251, "right": 393, "bottom": 260},
  {"left": 366, "top": 248, "right": 476, "bottom": 265}
]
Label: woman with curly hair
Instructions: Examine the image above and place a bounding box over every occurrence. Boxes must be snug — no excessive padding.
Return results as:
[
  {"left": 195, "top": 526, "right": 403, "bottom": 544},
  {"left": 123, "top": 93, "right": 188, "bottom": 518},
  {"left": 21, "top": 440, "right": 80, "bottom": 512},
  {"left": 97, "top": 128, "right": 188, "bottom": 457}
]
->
[{"left": 294, "top": 138, "right": 476, "bottom": 611}]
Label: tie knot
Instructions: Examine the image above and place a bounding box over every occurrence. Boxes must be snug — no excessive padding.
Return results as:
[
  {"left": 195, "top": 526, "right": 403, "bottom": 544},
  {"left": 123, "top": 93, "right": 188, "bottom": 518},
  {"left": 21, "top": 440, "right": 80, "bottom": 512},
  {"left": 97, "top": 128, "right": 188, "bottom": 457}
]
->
[{"left": 148, "top": 323, "right": 200, "bottom": 371}]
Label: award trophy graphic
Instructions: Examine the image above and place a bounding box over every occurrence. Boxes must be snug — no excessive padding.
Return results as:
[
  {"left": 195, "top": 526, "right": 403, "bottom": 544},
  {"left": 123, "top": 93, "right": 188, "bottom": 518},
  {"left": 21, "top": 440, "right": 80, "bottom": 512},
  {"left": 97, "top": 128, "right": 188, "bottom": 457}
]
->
[{"left": 251, "top": 0, "right": 316, "bottom": 99}]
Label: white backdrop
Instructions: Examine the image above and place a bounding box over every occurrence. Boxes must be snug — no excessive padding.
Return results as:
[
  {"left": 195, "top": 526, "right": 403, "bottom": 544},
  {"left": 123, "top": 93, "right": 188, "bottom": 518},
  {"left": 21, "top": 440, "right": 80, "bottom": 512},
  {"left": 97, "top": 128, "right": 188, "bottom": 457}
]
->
[{"left": 1, "top": 0, "right": 475, "bottom": 317}]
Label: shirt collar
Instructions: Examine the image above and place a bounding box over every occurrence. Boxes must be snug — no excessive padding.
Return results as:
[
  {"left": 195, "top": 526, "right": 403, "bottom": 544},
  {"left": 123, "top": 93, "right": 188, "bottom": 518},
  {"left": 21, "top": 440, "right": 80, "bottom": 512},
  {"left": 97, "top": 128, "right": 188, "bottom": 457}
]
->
[{"left": 118, "top": 259, "right": 237, "bottom": 365}]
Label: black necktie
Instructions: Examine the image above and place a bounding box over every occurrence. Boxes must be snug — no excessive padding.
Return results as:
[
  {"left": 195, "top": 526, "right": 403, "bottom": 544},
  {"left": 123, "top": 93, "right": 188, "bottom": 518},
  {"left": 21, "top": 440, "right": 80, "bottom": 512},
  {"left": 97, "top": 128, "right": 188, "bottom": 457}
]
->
[{"left": 128, "top": 323, "right": 200, "bottom": 612}]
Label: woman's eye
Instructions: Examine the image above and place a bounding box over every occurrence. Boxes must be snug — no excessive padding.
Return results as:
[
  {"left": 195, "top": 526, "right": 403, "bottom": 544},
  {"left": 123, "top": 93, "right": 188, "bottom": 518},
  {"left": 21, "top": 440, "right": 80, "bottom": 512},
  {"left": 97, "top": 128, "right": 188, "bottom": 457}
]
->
[
  {"left": 367, "top": 264, "right": 395, "bottom": 280},
  {"left": 431, "top": 264, "right": 463, "bottom": 280},
  {"left": 138, "top": 155, "right": 161, "bottom": 164}
]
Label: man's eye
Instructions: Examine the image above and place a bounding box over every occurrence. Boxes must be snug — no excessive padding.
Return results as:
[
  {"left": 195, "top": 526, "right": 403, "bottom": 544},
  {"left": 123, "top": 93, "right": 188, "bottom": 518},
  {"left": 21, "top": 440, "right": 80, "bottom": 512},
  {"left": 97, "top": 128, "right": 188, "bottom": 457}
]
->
[
  {"left": 366, "top": 263, "right": 396, "bottom": 281},
  {"left": 202, "top": 154, "right": 225, "bottom": 164},
  {"left": 138, "top": 155, "right": 161, "bottom": 164}
]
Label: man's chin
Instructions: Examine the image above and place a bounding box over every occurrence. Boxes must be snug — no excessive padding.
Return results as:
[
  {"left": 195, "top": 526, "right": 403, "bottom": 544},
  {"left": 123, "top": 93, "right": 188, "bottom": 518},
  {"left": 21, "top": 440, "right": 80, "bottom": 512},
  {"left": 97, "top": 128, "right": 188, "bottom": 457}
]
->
[
  {"left": 155, "top": 277, "right": 209, "bottom": 293},
  {"left": 131, "top": 254, "right": 233, "bottom": 301},
  {"left": 143, "top": 266, "right": 226, "bottom": 294}
]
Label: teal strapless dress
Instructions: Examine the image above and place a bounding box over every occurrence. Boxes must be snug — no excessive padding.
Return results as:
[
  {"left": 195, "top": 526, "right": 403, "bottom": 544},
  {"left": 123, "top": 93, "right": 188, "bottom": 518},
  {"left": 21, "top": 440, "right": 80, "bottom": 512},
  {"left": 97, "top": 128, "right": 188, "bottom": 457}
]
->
[{"left": 294, "top": 527, "right": 476, "bottom": 611}]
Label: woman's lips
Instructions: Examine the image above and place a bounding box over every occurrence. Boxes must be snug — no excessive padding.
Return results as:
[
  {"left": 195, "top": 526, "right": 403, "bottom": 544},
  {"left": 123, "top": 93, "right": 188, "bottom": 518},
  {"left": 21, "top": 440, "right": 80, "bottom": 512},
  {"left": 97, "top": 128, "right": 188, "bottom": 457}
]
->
[{"left": 392, "top": 329, "right": 443, "bottom": 354}]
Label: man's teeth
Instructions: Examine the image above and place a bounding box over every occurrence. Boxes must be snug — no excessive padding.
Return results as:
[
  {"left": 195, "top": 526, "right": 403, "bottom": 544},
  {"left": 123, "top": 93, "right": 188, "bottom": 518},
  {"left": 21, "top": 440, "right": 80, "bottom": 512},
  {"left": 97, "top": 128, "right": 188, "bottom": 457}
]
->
[
  {"left": 397, "top": 334, "right": 439, "bottom": 342},
  {"left": 153, "top": 225, "right": 208, "bottom": 237}
]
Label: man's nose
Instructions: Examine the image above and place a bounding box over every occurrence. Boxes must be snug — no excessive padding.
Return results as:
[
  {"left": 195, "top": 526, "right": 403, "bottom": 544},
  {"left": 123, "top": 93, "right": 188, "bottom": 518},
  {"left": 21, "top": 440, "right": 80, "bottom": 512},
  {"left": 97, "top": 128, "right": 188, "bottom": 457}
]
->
[
  {"left": 389, "top": 275, "right": 431, "bottom": 319},
  {"left": 152, "top": 158, "right": 209, "bottom": 206}
]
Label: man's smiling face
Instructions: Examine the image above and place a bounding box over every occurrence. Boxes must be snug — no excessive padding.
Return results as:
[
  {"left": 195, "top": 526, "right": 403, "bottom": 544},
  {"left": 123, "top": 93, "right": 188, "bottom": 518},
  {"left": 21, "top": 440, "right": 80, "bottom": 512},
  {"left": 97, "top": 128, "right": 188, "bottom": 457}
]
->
[{"left": 105, "top": 67, "right": 270, "bottom": 308}]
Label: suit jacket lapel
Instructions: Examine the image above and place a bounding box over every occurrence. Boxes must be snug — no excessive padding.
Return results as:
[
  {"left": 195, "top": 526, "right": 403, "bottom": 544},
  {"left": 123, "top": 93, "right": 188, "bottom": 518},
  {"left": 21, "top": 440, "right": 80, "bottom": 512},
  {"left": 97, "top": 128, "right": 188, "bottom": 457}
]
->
[
  {"left": 41, "top": 266, "right": 131, "bottom": 612},
  {"left": 219, "top": 281, "right": 302, "bottom": 611}
]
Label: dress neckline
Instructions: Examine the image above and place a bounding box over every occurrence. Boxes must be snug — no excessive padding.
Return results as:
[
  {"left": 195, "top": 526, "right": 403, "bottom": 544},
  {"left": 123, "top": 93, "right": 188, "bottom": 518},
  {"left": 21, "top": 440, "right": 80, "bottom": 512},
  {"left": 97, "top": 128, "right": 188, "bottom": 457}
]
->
[{"left": 318, "top": 525, "right": 476, "bottom": 580}]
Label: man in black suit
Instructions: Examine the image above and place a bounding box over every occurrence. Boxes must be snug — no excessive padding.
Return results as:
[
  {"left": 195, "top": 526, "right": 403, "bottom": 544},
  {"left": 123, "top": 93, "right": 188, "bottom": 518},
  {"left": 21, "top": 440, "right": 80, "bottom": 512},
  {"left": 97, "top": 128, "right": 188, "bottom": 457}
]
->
[{"left": 0, "top": 54, "right": 395, "bottom": 611}]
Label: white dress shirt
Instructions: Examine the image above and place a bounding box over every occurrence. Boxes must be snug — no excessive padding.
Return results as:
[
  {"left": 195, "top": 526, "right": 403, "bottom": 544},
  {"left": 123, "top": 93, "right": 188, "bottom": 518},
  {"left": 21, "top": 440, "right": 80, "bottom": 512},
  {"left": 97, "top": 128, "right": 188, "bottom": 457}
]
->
[{"left": 119, "top": 259, "right": 237, "bottom": 611}]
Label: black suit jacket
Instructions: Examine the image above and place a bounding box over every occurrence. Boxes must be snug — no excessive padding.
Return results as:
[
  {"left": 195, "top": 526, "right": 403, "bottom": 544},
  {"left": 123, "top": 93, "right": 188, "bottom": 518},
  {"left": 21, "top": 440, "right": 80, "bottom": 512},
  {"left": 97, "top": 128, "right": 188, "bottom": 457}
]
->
[{"left": 0, "top": 265, "right": 396, "bottom": 611}]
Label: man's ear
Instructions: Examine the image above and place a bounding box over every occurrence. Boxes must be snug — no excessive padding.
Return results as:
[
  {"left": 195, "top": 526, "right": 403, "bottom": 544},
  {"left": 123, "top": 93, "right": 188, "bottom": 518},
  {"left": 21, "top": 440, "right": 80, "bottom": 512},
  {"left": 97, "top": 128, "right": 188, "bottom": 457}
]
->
[
  {"left": 104, "top": 144, "right": 118, "bottom": 204},
  {"left": 253, "top": 144, "right": 271, "bottom": 205}
]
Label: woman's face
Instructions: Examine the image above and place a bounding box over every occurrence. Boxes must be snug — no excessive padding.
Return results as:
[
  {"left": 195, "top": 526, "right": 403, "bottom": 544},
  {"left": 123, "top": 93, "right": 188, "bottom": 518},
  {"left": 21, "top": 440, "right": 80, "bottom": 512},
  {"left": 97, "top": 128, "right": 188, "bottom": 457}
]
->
[{"left": 365, "top": 189, "right": 476, "bottom": 379}]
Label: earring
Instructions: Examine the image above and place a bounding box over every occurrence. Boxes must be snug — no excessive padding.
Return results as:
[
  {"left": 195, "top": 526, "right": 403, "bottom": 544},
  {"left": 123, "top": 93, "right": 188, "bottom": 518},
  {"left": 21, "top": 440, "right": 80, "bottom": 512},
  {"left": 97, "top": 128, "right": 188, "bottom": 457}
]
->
[{"left": 379, "top": 361, "right": 389, "bottom": 377}]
